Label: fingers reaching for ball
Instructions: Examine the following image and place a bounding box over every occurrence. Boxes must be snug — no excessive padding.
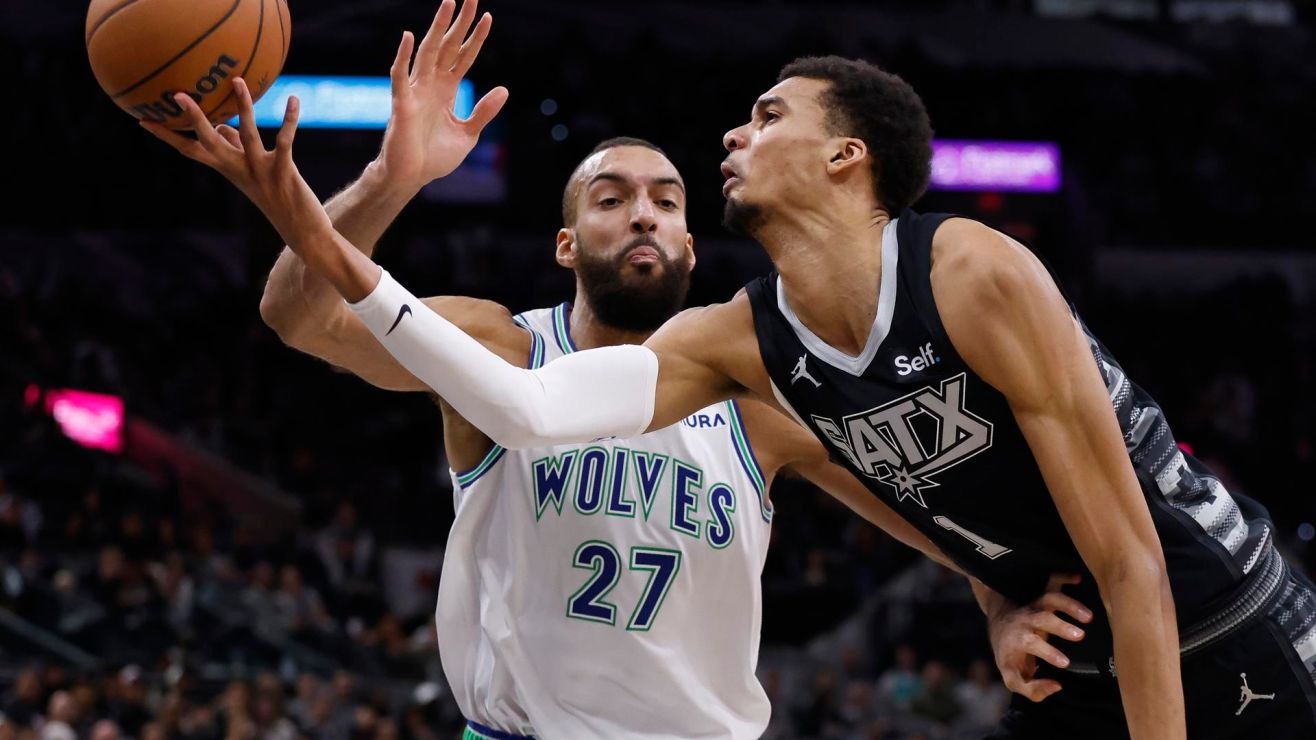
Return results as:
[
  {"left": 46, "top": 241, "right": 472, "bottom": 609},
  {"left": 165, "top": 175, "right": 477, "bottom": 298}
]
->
[
  {"left": 137, "top": 92, "right": 227, "bottom": 167},
  {"left": 142, "top": 77, "right": 301, "bottom": 172}
]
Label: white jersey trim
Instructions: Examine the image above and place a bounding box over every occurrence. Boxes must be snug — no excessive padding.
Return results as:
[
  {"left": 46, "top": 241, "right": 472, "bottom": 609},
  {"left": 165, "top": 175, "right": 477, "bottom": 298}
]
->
[{"left": 775, "top": 218, "right": 900, "bottom": 376}]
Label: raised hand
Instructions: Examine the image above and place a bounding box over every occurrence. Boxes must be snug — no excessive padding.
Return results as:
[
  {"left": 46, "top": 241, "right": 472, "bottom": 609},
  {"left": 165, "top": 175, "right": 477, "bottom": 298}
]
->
[
  {"left": 141, "top": 77, "right": 332, "bottom": 256},
  {"left": 988, "top": 573, "right": 1094, "bottom": 702},
  {"left": 378, "top": 0, "right": 509, "bottom": 193}
]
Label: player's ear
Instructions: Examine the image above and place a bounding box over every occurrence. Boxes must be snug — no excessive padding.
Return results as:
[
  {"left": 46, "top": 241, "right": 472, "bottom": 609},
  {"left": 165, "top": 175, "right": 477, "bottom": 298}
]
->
[
  {"left": 825, "top": 137, "right": 867, "bottom": 177},
  {"left": 685, "top": 233, "right": 696, "bottom": 272},
  {"left": 556, "top": 228, "right": 577, "bottom": 268}
]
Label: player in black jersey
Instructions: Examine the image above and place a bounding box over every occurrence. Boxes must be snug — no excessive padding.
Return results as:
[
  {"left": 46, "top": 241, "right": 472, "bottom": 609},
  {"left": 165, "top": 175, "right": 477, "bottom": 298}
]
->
[
  {"left": 153, "top": 30, "right": 1316, "bottom": 739},
  {"left": 713, "top": 58, "right": 1315, "bottom": 739}
]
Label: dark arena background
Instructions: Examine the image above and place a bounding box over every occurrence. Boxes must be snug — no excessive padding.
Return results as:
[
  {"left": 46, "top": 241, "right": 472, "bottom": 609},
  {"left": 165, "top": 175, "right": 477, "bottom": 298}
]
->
[{"left": 3, "top": 1, "right": 1316, "bottom": 738}]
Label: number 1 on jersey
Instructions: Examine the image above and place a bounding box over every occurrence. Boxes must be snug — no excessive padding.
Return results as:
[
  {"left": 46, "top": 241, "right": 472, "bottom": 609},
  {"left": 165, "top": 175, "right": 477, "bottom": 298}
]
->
[{"left": 934, "top": 515, "right": 1012, "bottom": 559}]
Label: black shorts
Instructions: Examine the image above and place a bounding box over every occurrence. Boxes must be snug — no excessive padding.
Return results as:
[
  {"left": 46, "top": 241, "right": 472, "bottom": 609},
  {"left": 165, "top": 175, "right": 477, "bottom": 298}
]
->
[{"left": 988, "top": 568, "right": 1316, "bottom": 740}]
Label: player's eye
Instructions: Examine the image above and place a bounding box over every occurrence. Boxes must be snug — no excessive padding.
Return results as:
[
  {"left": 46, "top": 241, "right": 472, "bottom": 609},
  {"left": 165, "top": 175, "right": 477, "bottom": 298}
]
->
[
  {"left": 599, "top": 197, "right": 622, "bottom": 207},
  {"left": 658, "top": 199, "right": 678, "bottom": 209}
]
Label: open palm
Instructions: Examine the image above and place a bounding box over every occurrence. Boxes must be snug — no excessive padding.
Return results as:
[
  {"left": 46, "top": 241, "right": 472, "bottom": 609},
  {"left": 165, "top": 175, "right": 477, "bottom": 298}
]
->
[{"left": 381, "top": 0, "right": 509, "bottom": 193}]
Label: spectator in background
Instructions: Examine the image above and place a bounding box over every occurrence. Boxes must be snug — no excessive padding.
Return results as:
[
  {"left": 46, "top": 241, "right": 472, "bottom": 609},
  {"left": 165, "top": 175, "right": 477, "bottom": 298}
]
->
[
  {"left": 325, "top": 672, "right": 358, "bottom": 740},
  {"left": 274, "top": 564, "right": 334, "bottom": 640},
  {"left": 154, "top": 551, "right": 196, "bottom": 629},
  {"left": 0, "top": 713, "right": 18, "bottom": 740},
  {"left": 251, "top": 674, "right": 296, "bottom": 740},
  {"left": 39, "top": 691, "right": 77, "bottom": 740},
  {"left": 107, "top": 666, "right": 150, "bottom": 738},
  {"left": 287, "top": 673, "right": 323, "bottom": 733},
  {"left": 836, "top": 679, "right": 878, "bottom": 734},
  {"left": 955, "top": 659, "right": 1009, "bottom": 736},
  {"left": 243, "top": 561, "right": 285, "bottom": 642},
  {"left": 910, "top": 660, "right": 961, "bottom": 727},
  {"left": 877, "top": 644, "right": 922, "bottom": 711},
  {"left": 89, "top": 719, "right": 120, "bottom": 740},
  {"left": 0, "top": 492, "right": 32, "bottom": 561},
  {"left": 1, "top": 668, "right": 44, "bottom": 727},
  {"left": 69, "top": 679, "right": 104, "bottom": 737},
  {"left": 792, "top": 669, "right": 841, "bottom": 737},
  {"left": 315, "top": 503, "right": 375, "bottom": 592}
]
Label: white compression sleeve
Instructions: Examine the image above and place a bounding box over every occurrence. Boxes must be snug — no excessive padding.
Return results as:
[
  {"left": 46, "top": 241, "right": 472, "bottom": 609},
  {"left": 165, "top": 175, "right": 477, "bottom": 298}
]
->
[{"left": 347, "top": 269, "right": 659, "bottom": 448}]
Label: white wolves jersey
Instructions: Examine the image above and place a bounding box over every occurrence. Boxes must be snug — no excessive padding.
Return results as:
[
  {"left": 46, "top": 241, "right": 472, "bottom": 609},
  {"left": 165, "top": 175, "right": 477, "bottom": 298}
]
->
[{"left": 435, "top": 303, "right": 775, "bottom": 740}]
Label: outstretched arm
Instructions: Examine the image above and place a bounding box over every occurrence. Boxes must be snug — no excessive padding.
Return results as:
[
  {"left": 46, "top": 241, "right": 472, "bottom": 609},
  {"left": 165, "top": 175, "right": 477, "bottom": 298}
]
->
[
  {"left": 246, "top": 0, "right": 512, "bottom": 388},
  {"left": 348, "top": 270, "right": 747, "bottom": 447},
  {"left": 934, "top": 219, "right": 1183, "bottom": 740},
  {"left": 148, "top": 73, "right": 732, "bottom": 449}
]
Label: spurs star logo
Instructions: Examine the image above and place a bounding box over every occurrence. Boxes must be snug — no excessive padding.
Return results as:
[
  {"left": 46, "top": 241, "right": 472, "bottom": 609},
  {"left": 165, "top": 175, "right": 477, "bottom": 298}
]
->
[
  {"left": 1235, "top": 673, "right": 1274, "bottom": 716},
  {"left": 810, "top": 373, "right": 993, "bottom": 508},
  {"left": 791, "top": 354, "right": 822, "bottom": 388}
]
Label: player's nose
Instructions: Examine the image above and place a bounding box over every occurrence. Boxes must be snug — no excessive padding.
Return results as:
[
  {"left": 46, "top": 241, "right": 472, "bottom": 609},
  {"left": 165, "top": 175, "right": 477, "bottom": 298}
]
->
[
  {"left": 630, "top": 198, "right": 657, "bottom": 233},
  {"left": 723, "top": 126, "right": 746, "bottom": 152}
]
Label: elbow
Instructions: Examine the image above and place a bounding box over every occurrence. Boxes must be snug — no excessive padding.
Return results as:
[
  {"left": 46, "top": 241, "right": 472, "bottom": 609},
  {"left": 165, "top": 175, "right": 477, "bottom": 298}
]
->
[
  {"left": 258, "top": 289, "right": 291, "bottom": 337},
  {"left": 259, "top": 290, "right": 312, "bottom": 349},
  {"left": 1094, "top": 547, "right": 1172, "bottom": 600},
  {"left": 478, "top": 385, "right": 572, "bottom": 450},
  {"left": 484, "top": 408, "right": 554, "bottom": 450}
]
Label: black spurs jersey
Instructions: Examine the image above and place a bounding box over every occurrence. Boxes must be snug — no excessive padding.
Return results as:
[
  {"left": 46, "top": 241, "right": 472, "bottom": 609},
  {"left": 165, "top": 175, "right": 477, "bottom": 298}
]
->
[{"left": 746, "top": 210, "right": 1281, "bottom": 671}]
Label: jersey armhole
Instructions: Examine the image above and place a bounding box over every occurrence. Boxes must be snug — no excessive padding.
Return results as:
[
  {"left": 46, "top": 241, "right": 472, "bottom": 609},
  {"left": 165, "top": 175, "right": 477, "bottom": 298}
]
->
[
  {"left": 513, "top": 315, "right": 547, "bottom": 370},
  {"left": 451, "top": 315, "right": 546, "bottom": 489},
  {"left": 727, "top": 399, "right": 773, "bottom": 524}
]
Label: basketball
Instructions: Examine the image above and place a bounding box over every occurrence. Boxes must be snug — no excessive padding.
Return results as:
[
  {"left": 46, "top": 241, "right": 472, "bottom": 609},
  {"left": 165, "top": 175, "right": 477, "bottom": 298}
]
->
[{"left": 85, "top": 0, "right": 291, "bottom": 130}]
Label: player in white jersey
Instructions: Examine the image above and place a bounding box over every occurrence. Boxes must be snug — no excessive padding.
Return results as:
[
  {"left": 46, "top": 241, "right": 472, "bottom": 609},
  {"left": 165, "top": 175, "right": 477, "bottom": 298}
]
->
[
  {"left": 144, "top": 1, "right": 1097, "bottom": 736},
  {"left": 440, "top": 299, "right": 784, "bottom": 738}
]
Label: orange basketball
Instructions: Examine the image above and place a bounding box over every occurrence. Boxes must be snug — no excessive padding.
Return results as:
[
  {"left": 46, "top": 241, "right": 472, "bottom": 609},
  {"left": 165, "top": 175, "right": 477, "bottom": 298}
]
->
[{"left": 86, "top": 0, "right": 291, "bottom": 130}]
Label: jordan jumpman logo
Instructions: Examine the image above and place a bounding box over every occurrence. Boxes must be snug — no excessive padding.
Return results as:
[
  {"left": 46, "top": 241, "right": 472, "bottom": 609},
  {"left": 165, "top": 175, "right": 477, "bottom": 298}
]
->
[
  {"left": 791, "top": 354, "right": 822, "bottom": 388},
  {"left": 1236, "top": 673, "right": 1275, "bottom": 716}
]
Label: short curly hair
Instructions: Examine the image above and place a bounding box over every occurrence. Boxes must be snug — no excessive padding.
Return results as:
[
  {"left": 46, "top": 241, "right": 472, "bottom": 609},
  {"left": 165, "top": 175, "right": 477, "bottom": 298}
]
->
[{"left": 778, "top": 56, "right": 933, "bottom": 214}]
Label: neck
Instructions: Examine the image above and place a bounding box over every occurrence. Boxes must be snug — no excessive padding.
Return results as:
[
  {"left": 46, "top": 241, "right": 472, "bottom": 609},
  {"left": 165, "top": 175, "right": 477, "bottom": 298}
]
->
[
  {"left": 567, "top": 292, "right": 657, "bottom": 350},
  {"left": 757, "top": 202, "right": 892, "bottom": 357}
]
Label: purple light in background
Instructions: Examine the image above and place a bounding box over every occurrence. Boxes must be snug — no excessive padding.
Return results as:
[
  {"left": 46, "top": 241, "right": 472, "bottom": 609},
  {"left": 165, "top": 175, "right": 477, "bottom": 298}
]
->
[{"left": 930, "top": 140, "right": 1061, "bottom": 193}]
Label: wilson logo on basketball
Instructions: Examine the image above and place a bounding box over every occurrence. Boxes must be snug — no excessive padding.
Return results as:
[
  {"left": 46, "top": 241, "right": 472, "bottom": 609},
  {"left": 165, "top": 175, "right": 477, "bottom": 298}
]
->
[
  {"left": 86, "top": 0, "right": 290, "bottom": 130},
  {"left": 131, "top": 54, "right": 241, "bottom": 123}
]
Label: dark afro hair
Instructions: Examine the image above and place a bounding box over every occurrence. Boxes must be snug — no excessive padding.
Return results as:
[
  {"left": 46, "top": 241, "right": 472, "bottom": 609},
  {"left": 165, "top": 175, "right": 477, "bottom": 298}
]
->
[{"left": 778, "top": 56, "right": 933, "bottom": 214}]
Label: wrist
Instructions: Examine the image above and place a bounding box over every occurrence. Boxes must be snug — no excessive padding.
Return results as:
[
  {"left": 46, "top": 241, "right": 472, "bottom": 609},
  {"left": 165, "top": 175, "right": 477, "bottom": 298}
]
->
[
  {"left": 311, "top": 232, "right": 382, "bottom": 303},
  {"left": 362, "top": 159, "right": 423, "bottom": 204},
  {"left": 973, "top": 579, "right": 1013, "bottom": 621}
]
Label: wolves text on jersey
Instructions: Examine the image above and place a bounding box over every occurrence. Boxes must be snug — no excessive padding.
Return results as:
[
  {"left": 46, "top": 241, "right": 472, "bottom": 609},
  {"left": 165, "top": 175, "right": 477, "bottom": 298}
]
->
[{"left": 530, "top": 447, "right": 740, "bottom": 550}]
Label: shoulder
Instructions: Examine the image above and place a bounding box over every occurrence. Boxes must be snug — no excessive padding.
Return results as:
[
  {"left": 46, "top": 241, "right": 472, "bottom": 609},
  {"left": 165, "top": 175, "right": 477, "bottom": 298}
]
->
[
  {"left": 420, "top": 295, "right": 517, "bottom": 328},
  {"left": 929, "top": 220, "right": 1082, "bottom": 403},
  {"left": 420, "top": 295, "right": 532, "bottom": 364},
  {"left": 643, "top": 293, "right": 781, "bottom": 416},
  {"left": 929, "top": 218, "right": 1065, "bottom": 322},
  {"left": 648, "top": 293, "right": 757, "bottom": 352}
]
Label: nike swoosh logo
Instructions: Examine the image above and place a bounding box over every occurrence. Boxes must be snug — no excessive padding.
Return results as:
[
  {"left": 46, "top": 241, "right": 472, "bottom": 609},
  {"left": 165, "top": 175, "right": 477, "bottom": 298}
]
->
[{"left": 385, "top": 304, "right": 412, "bottom": 336}]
